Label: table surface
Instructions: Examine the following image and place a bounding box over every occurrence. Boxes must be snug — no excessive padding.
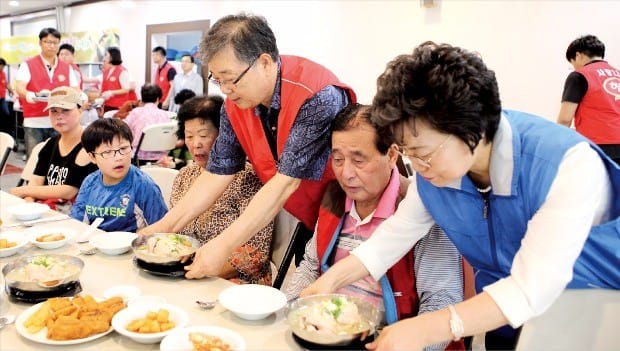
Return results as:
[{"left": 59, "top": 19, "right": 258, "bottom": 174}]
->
[
  {"left": 0, "top": 191, "right": 302, "bottom": 350},
  {"left": 2, "top": 191, "right": 618, "bottom": 350}
]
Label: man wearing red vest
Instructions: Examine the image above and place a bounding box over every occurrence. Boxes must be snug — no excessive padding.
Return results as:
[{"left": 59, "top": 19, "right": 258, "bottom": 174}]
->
[
  {"left": 142, "top": 14, "right": 355, "bottom": 280},
  {"left": 152, "top": 46, "right": 176, "bottom": 110},
  {"left": 557, "top": 34, "right": 620, "bottom": 163},
  {"left": 283, "top": 104, "right": 463, "bottom": 350},
  {"left": 16, "top": 27, "right": 80, "bottom": 156}
]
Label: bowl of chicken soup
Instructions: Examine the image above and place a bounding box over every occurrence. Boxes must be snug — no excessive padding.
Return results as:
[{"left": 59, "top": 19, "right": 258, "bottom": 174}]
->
[
  {"left": 2, "top": 254, "right": 84, "bottom": 293},
  {"left": 131, "top": 233, "right": 200, "bottom": 265},
  {"left": 285, "top": 294, "right": 382, "bottom": 346}
]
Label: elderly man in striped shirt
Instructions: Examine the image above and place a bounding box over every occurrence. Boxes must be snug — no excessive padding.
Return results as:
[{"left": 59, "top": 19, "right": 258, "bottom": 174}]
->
[{"left": 283, "top": 104, "right": 463, "bottom": 351}]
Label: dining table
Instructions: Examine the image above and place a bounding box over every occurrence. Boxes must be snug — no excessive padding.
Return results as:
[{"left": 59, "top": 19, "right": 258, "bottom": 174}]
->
[
  {"left": 2, "top": 190, "right": 619, "bottom": 350},
  {"left": 0, "top": 190, "right": 302, "bottom": 350}
]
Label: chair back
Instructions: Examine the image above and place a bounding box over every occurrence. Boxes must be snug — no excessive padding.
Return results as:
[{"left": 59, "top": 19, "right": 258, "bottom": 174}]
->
[
  {"left": 133, "top": 121, "right": 179, "bottom": 166},
  {"left": 140, "top": 166, "right": 179, "bottom": 209},
  {"left": 0, "top": 132, "right": 15, "bottom": 175},
  {"left": 17, "top": 141, "right": 46, "bottom": 186},
  {"left": 271, "top": 209, "right": 304, "bottom": 289}
]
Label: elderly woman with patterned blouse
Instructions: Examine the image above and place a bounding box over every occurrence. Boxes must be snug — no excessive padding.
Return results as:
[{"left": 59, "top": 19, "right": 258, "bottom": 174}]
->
[{"left": 170, "top": 95, "right": 274, "bottom": 285}]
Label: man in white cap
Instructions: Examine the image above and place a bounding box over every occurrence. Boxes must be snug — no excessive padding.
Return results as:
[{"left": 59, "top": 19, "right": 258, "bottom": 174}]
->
[{"left": 10, "top": 86, "right": 97, "bottom": 212}]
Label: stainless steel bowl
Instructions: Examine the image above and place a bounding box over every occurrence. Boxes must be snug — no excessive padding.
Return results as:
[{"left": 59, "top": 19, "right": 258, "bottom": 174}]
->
[
  {"left": 131, "top": 233, "right": 200, "bottom": 265},
  {"left": 285, "top": 294, "right": 382, "bottom": 346},
  {"left": 2, "top": 254, "right": 84, "bottom": 292}
]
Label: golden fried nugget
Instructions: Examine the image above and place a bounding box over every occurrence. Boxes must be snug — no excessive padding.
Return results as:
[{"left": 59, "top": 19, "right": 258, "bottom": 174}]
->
[
  {"left": 52, "top": 305, "right": 78, "bottom": 320},
  {"left": 48, "top": 297, "right": 73, "bottom": 312},
  {"left": 47, "top": 316, "right": 92, "bottom": 340}
]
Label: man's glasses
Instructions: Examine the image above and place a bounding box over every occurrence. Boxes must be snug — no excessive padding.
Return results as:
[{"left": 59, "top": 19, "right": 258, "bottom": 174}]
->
[
  {"left": 399, "top": 134, "right": 453, "bottom": 171},
  {"left": 91, "top": 146, "right": 132, "bottom": 159},
  {"left": 41, "top": 40, "right": 60, "bottom": 46},
  {"left": 208, "top": 57, "right": 257, "bottom": 90}
]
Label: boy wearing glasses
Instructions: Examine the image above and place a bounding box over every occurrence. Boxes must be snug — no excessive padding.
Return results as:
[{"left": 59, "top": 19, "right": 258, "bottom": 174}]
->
[{"left": 70, "top": 118, "right": 167, "bottom": 232}]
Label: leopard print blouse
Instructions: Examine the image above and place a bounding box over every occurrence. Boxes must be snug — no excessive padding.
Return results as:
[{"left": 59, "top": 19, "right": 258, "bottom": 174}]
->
[{"left": 170, "top": 163, "right": 273, "bottom": 285}]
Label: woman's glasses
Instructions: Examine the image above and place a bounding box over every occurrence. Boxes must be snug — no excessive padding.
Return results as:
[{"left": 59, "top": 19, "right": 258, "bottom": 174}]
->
[{"left": 399, "top": 134, "right": 453, "bottom": 171}]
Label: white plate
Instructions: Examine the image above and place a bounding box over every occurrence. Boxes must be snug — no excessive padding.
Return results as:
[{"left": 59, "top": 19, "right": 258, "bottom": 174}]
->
[
  {"left": 15, "top": 300, "right": 114, "bottom": 345},
  {"left": 160, "top": 325, "right": 246, "bottom": 351},
  {"left": 11, "top": 203, "right": 50, "bottom": 221},
  {"left": 112, "top": 302, "right": 189, "bottom": 344},
  {"left": 0, "top": 231, "right": 29, "bottom": 258},
  {"left": 28, "top": 226, "right": 76, "bottom": 250},
  {"left": 219, "top": 284, "right": 287, "bottom": 320}
]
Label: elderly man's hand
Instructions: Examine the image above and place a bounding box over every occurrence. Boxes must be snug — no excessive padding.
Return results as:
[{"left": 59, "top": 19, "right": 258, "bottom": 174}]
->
[{"left": 184, "top": 238, "right": 228, "bottom": 279}]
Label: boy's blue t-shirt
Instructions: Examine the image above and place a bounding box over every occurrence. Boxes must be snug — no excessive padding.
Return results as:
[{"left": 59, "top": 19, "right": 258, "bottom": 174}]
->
[{"left": 70, "top": 165, "right": 168, "bottom": 232}]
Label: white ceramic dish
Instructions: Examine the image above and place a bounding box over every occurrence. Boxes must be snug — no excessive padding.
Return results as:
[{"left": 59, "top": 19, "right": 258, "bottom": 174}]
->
[
  {"left": 11, "top": 203, "right": 50, "bottom": 221},
  {"left": 219, "top": 284, "right": 287, "bottom": 321},
  {"left": 0, "top": 231, "right": 29, "bottom": 258},
  {"left": 111, "top": 303, "right": 189, "bottom": 344},
  {"left": 89, "top": 232, "right": 138, "bottom": 255},
  {"left": 28, "top": 226, "right": 76, "bottom": 250},
  {"left": 127, "top": 295, "right": 167, "bottom": 307},
  {"left": 103, "top": 285, "right": 141, "bottom": 302},
  {"left": 15, "top": 300, "right": 114, "bottom": 345},
  {"left": 160, "top": 325, "right": 246, "bottom": 351}
]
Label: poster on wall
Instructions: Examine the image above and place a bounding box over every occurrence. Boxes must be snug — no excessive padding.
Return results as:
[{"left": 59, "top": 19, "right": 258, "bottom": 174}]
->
[{"left": 0, "top": 28, "right": 120, "bottom": 64}]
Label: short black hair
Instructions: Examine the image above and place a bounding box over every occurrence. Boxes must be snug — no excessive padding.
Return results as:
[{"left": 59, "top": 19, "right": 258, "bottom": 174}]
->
[
  {"left": 331, "top": 103, "right": 393, "bottom": 155},
  {"left": 174, "top": 89, "right": 196, "bottom": 106},
  {"left": 107, "top": 47, "right": 123, "bottom": 65},
  {"left": 566, "top": 35, "right": 605, "bottom": 61},
  {"left": 82, "top": 118, "right": 133, "bottom": 153},
  {"left": 201, "top": 13, "right": 279, "bottom": 64},
  {"left": 58, "top": 43, "right": 75, "bottom": 55},
  {"left": 181, "top": 54, "right": 194, "bottom": 63},
  {"left": 39, "top": 27, "right": 61, "bottom": 40},
  {"left": 176, "top": 95, "right": 224, "bottom": 139},
  {"left": 372, "top": 41, "right": 501, "bottom": 153},
  {"left": 152, "top": 46, "right": 166, "bottom": 56},
  {"left": 140, "top": 84, "right": 163, "bottom": 103},
  {"left": 0, "top": 58, "right": 6, "bottom": 66}
]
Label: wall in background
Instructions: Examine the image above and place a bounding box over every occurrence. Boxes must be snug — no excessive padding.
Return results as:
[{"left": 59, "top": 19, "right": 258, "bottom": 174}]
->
[{"left": 1, "top": 0, "right": 618, "bottom": 120}]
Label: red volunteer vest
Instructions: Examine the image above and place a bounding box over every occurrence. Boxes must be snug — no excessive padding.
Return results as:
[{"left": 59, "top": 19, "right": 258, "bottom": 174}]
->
[
  {"left": 575, "top": 61, "right": 620, "bottom": 144},
  {"left": 101, "top": 65, "right": 129, "bottom": 109},
  {"left": 225, "top": 55, "right": 356, "bottom": 229},
  {"left": 20, "top": 56, "right": 71, "bottom": 118},
  {"left": 155, "top": 61, "right": 173, "bottom": 101},
  {"left": 0, "top": 70, "right": 6, "bottom": 99}
]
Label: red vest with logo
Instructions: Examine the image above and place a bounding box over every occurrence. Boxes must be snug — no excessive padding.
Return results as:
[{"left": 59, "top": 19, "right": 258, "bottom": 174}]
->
[
  {"left": 155, "top": 61, "right": 173, "bottom": 101},
  {"left": 20, "top": 56, "right": 71, "bottom": 118},
  {"left": 225, "top": 55, "right": 355, "bottom": 229},
  {"left": 575, "top": 61, "right": 620, "bottom": 144},
  {"left": 102, "top": 65, "right": 129, "bottom": 108}
]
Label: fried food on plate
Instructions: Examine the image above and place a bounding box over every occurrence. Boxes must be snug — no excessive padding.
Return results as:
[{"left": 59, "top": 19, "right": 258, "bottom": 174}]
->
[{"left": 22, "top": 294, "right": 127, "bottom": 340}]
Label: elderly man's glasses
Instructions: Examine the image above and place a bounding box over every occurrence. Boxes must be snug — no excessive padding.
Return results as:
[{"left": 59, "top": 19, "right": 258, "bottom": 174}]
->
[
  {"left": 208, "top": 57, "right": 257, "bottom": 89},
  {"left": 399, "top": 134, "right": 453, "bottom": 171},
  {"left": 91, "top": 146, "right": 132, "bottom": 159}
]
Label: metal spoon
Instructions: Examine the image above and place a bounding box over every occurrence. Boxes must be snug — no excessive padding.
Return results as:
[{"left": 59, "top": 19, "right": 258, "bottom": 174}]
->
[
  {"left": 0, "top": 315, "right": 16, "bottom": 330},
  {"left": 79, "top": 246, "right": 98, "bottom": 256},
  {"left": 195, "top": 299, "right": 217, "bottom": 310}
]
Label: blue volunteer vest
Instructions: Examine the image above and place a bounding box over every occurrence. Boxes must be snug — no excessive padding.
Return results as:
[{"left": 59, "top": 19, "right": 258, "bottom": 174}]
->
[{"left": 418, "top": 110, "right": 620, "bottom": 293}]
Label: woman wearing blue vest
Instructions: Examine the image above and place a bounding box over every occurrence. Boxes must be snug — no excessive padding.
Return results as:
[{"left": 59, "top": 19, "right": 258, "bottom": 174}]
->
[{"left": 302, "top": 41, "right": 620, "bottom": 351}]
